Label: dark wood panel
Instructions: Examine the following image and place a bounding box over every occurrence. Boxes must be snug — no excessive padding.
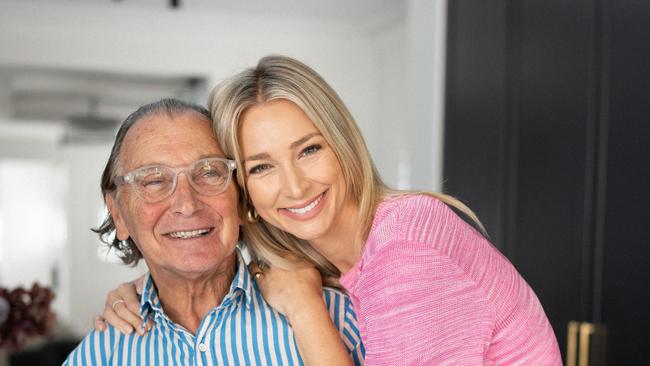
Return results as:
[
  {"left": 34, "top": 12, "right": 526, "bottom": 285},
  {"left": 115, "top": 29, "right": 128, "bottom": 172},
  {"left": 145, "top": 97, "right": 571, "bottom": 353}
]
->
[
  {"left": 514, "top": 0, "right": 597, "bottom": 353},
  {"left": 444, "top": 0, "right": 650, "bottom": 363},
  {"left": 445, "top": 0, "right": 595, "bottom": 356},
  {"left": 444, "top": 0, "right": 508, "bottom": 248},
  {"left": 600, "top": 0, "right": 650, "bottom": 363}
]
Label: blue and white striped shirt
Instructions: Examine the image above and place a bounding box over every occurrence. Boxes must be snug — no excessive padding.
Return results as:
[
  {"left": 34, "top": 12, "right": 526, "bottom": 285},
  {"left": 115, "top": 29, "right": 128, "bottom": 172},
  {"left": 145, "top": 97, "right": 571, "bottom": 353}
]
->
[{"left": 64, "top": 254, "right": 364, "bottom": 365}]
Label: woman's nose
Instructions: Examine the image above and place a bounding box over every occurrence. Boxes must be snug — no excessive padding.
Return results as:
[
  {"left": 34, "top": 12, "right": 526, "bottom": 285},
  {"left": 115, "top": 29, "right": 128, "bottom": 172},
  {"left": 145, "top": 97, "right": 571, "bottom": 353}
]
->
[{"left": 281, "top": 165, "right": 310, "bottom": 199}]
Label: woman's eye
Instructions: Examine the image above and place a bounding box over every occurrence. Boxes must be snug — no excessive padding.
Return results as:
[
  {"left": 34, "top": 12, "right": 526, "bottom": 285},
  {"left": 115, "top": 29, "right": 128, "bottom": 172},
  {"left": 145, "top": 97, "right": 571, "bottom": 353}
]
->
[
  {"left": 300, "top": 144, "right": 322, "bottom": 157},
  {"left": 248, "top": 163, "right": 272, "bottom": 175}
]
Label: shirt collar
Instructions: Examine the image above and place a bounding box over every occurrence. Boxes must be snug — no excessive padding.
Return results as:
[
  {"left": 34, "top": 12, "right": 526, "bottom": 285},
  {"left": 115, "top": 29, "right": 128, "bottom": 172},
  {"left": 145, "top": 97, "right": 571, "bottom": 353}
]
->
[
  {"left": 139, "top": 250, "right": 257, "bottom": 317},
  {"left": 229, "top": 250, "right": 257, "bottom": 309}
]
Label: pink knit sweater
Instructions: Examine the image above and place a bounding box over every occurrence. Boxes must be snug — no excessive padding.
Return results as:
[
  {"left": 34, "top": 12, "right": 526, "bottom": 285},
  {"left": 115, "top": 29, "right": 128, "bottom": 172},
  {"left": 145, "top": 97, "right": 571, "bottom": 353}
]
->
[{"left": 340, "top": 195, "right": 561, "bottom": 365}]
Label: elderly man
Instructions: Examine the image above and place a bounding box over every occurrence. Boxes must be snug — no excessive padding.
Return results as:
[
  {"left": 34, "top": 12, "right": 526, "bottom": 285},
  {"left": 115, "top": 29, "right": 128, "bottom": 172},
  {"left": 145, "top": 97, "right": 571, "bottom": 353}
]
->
[{"left": 64, "top": 99, "right": 363, "bottom": 365}]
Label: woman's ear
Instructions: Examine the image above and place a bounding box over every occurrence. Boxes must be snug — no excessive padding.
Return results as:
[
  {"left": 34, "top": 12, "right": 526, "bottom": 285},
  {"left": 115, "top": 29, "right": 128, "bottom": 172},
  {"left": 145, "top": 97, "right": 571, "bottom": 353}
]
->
[{"left": 106, "top": 193, "right": 130, "bottom": 241}]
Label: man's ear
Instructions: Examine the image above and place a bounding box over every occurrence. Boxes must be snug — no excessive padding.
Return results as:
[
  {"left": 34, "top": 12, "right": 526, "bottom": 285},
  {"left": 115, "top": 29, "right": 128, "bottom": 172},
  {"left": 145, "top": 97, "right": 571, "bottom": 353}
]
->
[{"left": 106, "top": 193, "right": 130, "bottom": 241}]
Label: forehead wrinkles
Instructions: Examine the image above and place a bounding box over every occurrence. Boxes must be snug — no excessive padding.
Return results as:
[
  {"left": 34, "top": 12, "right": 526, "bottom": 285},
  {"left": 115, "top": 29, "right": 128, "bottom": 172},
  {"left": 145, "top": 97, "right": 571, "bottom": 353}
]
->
[{"left": 117, "top": 112, "right": 216, "bottom": 172}]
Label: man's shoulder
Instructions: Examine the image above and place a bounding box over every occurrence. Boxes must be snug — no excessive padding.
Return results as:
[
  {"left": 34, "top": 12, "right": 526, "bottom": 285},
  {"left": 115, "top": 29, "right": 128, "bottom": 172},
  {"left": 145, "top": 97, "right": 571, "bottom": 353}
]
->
[
  {"left": 321, "top": 286, "right": 357, "bottom": 326},
  {"left": 63, "top": 326, "right": 127, "bottom": 365},
  {"left": 321, "top": 286, "right": 352, "bottom": 307}
]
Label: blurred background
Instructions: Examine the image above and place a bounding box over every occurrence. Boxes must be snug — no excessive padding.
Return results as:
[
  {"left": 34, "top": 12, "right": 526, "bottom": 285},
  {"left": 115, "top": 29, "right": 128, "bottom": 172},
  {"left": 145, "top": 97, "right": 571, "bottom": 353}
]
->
[{"left": 0, "top": 0, "right": 647, "bottom": 365}]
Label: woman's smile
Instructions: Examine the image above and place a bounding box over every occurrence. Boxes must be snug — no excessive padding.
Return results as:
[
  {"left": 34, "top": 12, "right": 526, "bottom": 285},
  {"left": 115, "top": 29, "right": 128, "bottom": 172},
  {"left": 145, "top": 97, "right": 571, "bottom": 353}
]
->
[{"left": 280, "top": 190, "right": 328, "bottom": 220}]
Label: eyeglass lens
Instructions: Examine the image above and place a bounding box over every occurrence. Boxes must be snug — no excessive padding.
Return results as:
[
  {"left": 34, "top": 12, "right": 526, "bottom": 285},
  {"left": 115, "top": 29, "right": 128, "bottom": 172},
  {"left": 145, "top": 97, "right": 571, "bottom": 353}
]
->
[{"left": 133, "top": 159, "right": 232, "bottom": 202}]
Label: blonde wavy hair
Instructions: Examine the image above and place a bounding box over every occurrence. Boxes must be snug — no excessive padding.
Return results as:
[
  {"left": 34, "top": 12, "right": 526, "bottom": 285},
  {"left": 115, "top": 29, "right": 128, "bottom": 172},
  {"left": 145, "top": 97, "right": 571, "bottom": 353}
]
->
[{"left": 209, "top": 55, "right": 485, "bottom": 287}]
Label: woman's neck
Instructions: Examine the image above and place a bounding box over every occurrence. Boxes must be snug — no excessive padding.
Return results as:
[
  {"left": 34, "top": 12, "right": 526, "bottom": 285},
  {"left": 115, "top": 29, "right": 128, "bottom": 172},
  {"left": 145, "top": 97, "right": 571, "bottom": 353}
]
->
[{"left": 309, "top": 200, "right": 363, "bottom": 274}]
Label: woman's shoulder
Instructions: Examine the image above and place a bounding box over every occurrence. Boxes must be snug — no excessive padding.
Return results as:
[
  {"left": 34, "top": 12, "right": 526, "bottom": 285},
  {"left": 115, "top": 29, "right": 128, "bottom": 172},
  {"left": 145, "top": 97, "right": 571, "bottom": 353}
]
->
[
  {"left": 374, "top": 193, "right": 445, "bottom": 222},
  {"left": 378, "top": 192, "right": 444, "bottom": 209},
  {"left": 365, "top": 194, "right": 449, "bottom": 253},
  {"left": 373, "top": 194, "right": 451, "bottom": 234},
  {"left": 366, "top": 193, "right": 491, "bottom": 262},
  {"left": 320, "top": 287, "right": 357, "bottom": 319}
]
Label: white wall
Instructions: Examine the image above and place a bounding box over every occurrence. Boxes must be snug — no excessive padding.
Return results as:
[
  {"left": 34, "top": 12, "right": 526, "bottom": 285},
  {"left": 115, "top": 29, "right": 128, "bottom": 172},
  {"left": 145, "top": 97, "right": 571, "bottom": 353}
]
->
[
  {"left": 0, "top": 0, "right": 447, "bottom": 337},
  {"left": 0, "top": 123, "right": 148, "bottom": 335},
  {"left": 62, "top": 142, "right": 147, "bottom": 336},
  {"left": 405, "top": 0, "right": 448, "bottom": 191},
  {"left": 357, "top": 0, "right": 449, "bottom": 191}
]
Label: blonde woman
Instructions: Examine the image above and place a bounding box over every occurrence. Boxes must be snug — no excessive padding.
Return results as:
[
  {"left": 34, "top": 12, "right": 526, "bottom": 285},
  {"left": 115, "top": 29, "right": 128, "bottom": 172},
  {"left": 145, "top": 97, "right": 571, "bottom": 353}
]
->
[{"left": 97, "top": 55, "right": 562, "bottom": 365}]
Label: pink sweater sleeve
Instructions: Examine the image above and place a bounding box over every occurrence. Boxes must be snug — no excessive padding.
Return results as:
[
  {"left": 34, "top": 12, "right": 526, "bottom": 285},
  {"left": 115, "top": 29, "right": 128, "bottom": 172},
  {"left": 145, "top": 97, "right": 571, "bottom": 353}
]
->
[{"left": 342, "top": 196, "right": 561, "bottom": 365}]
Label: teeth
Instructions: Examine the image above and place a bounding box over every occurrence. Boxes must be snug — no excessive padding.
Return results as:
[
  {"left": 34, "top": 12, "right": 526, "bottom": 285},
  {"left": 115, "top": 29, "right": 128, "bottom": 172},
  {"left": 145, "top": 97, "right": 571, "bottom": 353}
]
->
[
  {"left": 168, "top": 229, "right": 210, "bottom": 239},
  {"left": 287, "top": 194, "right": 323, "bottom": 215}
]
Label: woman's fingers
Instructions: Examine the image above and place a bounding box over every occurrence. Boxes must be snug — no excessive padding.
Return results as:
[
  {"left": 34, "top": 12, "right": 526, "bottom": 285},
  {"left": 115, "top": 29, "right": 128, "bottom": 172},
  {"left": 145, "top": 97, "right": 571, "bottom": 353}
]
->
[
  {"left": 101, "top": 298, "right": 152, "bottom": 335},
  {"left": 135, "top": 274, "right": 146, "bottom": 295},
  {"left": 102, "top": 301, "right": 137, "bottom": 334},
  {"left": 117, "top": 282, "right": 142, "bottom": 315},
  {"left": 146, "top": 317, "right": 155, "bottom": 331},
  {"left": 93, "top": 316, "right": 107, "bottom": 332},
  {"left": 102, "top": 282, "right": 150, "bottom": 335}
]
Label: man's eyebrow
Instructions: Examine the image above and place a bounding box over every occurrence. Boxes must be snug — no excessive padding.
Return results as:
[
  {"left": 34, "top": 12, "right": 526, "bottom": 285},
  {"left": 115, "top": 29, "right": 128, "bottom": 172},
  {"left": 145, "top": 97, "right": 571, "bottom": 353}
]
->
[{"left": 243, "top": 132, "right": 322, "bottom": 162}]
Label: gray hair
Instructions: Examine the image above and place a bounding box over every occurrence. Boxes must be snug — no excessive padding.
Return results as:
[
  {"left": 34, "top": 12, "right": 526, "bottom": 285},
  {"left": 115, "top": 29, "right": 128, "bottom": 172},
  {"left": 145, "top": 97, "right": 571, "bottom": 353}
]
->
[{"left": 93, "top": 98, "right": 211, "bottom": 265}]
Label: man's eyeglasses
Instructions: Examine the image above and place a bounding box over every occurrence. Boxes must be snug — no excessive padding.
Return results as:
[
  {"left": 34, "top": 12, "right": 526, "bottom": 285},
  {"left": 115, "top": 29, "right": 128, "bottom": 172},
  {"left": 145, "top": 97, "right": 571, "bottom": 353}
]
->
[{"left": 114, "top": 157, "right": 236, "bottom": 203}]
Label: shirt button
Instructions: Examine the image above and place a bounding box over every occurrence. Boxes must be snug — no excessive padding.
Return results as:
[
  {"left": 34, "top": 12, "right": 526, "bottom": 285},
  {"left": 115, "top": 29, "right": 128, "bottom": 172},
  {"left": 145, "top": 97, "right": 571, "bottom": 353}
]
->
[{"left": 198, "top": 343, "right": 207, "bottom": 352}]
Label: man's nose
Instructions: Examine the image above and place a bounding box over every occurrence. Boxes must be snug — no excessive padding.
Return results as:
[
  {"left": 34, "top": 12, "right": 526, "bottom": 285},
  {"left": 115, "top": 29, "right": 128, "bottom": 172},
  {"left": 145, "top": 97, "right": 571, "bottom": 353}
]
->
[
  {"left": 170, "top": 173, "right": 202, "bottom": 215},
  {"left": 281, "top": 164, "right": 309, "bottom": 199}
]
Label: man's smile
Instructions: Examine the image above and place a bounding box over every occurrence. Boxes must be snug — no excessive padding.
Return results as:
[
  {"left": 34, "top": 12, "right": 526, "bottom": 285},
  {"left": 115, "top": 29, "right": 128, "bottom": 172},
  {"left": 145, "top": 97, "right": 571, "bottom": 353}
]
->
[{"left": 163, "top": 227, "right": 213, "bottom": 239}]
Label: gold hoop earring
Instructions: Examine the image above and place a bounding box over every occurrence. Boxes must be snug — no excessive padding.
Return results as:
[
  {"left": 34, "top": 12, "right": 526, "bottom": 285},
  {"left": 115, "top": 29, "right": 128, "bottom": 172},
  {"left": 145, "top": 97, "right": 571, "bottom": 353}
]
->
[{"left": 246, "top": 207, "right": 259, "bottom": 223}]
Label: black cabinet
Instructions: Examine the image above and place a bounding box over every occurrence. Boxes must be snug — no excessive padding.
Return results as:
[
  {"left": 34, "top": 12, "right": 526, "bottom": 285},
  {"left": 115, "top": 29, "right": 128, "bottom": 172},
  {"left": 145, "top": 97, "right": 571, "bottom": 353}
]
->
[{"left": 444, "top": 1, "right": 649, "bottom": 364}]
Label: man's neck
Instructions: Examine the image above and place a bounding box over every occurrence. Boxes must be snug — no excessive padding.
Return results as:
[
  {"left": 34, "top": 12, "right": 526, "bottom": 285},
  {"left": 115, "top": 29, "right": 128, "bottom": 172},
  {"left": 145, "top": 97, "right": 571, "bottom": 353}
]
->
[{"left": 149, "top": 254, "right": 238, "bottom": 334}]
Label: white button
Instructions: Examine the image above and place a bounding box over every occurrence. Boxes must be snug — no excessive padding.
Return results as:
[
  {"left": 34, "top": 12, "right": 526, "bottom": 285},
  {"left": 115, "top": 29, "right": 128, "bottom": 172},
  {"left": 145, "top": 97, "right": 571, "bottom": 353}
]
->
[{"left": 198, "top": 343, "right": 207, "bottom": 352}]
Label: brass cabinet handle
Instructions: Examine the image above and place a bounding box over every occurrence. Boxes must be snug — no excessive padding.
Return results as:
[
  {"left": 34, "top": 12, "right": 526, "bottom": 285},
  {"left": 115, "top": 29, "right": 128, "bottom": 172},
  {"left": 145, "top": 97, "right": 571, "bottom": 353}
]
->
[
  {"left": 567, "top": 321, "right": 579, "bottom": 366},
  {"left": 567, "top": 321, "right": 597, "bottom": 366},
  {"left": 579, "top": 322, "right": 595, "bottom": 366}
]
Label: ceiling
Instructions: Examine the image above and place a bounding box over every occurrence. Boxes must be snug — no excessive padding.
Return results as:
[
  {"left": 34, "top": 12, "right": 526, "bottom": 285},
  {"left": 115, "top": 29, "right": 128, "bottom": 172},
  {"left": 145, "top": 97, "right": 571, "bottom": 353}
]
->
[
  {"left": 0, "top": 0, "right": 406, "bottom": 143},
  {"left": 0, "top": 67, "right": 205, "bottom": 122},
  {"left": 23, "top": 0, "right": 405, "bottom": 25}
]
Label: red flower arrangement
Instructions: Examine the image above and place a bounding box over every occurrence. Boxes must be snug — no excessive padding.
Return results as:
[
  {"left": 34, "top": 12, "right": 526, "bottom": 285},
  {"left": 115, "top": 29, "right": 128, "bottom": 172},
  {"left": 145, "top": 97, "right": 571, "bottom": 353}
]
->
[{"left": 0, "top": 283, "right": 55, "bottom": 352}]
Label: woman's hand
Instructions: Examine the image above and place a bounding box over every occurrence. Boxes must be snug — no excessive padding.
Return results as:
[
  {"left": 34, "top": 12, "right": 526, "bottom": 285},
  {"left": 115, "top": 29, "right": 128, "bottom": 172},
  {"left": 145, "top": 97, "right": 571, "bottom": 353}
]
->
[
  {"left": 93, "top": 275, "right": 152, "bottom": 335},
  {"left": 249, "top": 261, "right": 324, "bottom": 323},
  {"left": 249, "top": 261, "right": 353, "bottom": 366}
]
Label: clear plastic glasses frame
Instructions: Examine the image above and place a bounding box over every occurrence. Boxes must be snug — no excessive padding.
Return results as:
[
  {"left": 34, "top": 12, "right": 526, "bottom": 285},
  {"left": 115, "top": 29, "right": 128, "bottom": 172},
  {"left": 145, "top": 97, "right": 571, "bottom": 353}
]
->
[{"left": 114, "top": 157, "right": 237, "bottom": 203}]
